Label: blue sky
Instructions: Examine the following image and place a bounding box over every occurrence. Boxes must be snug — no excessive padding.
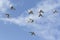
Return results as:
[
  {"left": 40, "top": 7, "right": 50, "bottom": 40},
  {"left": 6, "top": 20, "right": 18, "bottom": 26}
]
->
[{"left": 0, "top": 0, "right": 60, "bottom": 40}]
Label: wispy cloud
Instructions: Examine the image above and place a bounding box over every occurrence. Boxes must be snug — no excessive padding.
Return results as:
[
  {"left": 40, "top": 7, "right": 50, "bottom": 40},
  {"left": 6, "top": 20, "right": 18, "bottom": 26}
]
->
[{"left": 0, "top": 0, "right": 60, "bottom": 40}]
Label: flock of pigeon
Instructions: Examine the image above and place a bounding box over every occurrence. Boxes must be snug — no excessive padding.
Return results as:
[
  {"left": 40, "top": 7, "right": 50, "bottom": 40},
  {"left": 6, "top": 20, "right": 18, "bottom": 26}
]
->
[{"left": 5, "top": 5, "right": 58, "bottom": 36}]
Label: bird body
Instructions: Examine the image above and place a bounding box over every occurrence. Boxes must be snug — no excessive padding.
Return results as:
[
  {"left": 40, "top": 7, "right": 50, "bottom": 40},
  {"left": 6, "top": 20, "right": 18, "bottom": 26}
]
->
[
  {"left": 53, "top": 10, "right": 57, "bottom": 13},
  {"left": 38, "top": 13, "right": 43, "bottom": 17},
  {"left": 28, "top": 10, "right": 33, "bottom": 14},
  {"left": 39, "top": 10, "right": 44, "bottom": 14},
  {"left": 27, "top": 18, "right": 34, "bottom": 23},
  {"left": 5, "top": 14, "right": 10, "bottom": 18},
  {"left": 10, "top": 5, "right": 16, "bottom": 10},
  {"left": 29, "top": 32, "right": 35, "bottom": 36}
]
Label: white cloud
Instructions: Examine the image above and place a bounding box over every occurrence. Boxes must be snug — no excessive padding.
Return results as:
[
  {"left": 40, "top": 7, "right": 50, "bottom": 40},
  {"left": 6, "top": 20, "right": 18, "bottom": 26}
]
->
[
  {"left": 0, "top": 0, "right": 11, "bottom": 12},
  {"left": 0, "top": 0, "right": 60, "bottom": 40}
]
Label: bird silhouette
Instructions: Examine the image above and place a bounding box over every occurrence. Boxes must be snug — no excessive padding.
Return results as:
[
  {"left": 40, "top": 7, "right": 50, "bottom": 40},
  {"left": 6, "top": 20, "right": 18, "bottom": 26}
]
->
[{"left": 29, "top": 32, "right": 36, "bottom": 36}]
